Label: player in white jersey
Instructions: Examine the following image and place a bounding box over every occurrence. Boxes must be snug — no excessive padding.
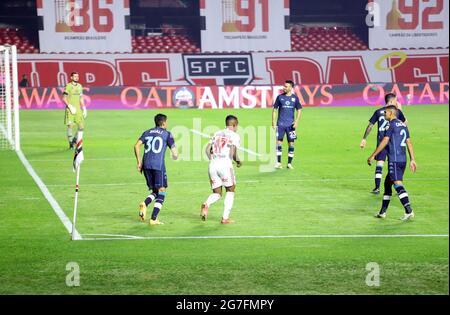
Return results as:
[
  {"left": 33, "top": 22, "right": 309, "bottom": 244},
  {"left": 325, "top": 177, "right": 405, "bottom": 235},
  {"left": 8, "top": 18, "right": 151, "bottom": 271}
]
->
[{"left": 201, "top": 115, "right": 242, "bottom": 224}]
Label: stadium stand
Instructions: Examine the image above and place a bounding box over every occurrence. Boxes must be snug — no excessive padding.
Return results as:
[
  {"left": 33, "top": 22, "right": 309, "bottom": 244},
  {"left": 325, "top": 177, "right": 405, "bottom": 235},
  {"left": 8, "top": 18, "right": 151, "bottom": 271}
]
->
[
  {"left": 290, "top": 26, "right": 369, "bottom": 52},
  {"left": 132, "top": 34, "right": 201, "bottom": 53},
  {"left": 0, "top": 28, "right": 39, "bottom": 53}
]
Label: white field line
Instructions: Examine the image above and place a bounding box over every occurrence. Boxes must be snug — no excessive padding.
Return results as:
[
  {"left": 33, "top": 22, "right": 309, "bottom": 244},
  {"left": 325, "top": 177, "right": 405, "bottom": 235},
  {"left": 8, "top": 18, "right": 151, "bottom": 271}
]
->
[
  {"left": 16, "top": 150, "right": 81, "bottom": 240},
  {"left": 28, "top": 157, "right": 134, "bottom": 162},
  {"left": 44, "top": 177, "right": 449, "bottom": 187},
  {"left": 78, "top": 233, "right": 450, "bottom": 241},
  {"left": 82, "top": 234, "right": 143, "bottom": 239},
  {"left": 189, "top": 129, "right": 262, "bottom": 157}
]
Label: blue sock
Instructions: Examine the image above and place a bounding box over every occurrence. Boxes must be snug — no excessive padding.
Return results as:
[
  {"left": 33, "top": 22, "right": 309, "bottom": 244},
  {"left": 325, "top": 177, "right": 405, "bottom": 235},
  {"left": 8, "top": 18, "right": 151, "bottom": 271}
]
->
[
  {"left": 151, "top": 192, "right": 166, "bottom": 220},
  {"left": 375, "top": 165, "right": 383, "bottom": 189},
  {"left": 394, "top": 184, "right": 412, "bottom": 213},
  {"left": 276, "top": 144, "right": 282, "bottom": 163},
  {"left": 144, "top": 192, "right": 157, "bottom": 207},
  {"left": 288, "top": 146, "right": 294, "bottom": 164}
]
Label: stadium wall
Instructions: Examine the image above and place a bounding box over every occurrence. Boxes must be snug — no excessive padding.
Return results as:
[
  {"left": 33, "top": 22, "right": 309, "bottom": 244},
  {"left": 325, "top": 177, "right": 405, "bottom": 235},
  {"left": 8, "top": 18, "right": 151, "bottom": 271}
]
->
[
  {"left": 17, "top": 49, "right": 448, "bottom": 109},
  {"left": 18, "top": 49, "right": 448, "bottom": 87}
]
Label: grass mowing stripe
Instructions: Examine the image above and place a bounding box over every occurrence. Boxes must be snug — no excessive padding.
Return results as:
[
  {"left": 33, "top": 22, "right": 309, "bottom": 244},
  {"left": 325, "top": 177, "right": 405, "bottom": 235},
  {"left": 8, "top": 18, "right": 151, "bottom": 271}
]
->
[{"left": 44, "top": 177, "right": 448, "bottom": 187}]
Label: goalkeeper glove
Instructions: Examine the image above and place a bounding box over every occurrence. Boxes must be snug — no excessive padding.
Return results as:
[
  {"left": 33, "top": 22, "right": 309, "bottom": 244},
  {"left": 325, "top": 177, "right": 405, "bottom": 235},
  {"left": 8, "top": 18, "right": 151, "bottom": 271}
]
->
[
  {"left": 67, "top": 104, "right": 76, "bottom": 114},
  {"left": 82, "top": 107, "right": 87, "bottom": 118}
]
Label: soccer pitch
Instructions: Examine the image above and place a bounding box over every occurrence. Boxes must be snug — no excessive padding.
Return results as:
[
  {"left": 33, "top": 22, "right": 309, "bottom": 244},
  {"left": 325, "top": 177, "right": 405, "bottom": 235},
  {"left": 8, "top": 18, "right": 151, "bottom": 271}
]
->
[{"left": 0, "top": 105, "right": 448, "bottom": 294}]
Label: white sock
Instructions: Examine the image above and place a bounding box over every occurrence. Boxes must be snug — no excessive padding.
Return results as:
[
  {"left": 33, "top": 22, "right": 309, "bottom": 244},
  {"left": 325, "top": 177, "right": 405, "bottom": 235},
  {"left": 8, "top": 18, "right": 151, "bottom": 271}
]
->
[
  {"left": 223, "top": 192, "right": 235, "bottom": 220},
  {"left": 206, "top": 193, "right": 221, "bottom": 207}
]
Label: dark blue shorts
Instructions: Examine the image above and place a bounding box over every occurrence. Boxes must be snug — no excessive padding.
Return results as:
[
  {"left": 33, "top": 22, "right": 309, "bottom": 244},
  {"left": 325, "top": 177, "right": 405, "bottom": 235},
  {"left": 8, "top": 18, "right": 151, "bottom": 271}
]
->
[
  {"left": 388, "top": 162, "right": 406, "bottom": 181},
  {"left": 143, "top": 168, "right": 168, "bottom": 189},
  {"left": 375, "top": 148, "right": 387, "bottom": 161},
  {"left": 277, "top": 125, "right": 297, "bottom": 142}
]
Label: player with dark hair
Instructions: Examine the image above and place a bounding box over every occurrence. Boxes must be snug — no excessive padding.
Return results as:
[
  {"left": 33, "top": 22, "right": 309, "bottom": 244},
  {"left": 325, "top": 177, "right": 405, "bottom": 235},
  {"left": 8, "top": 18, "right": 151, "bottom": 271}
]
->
[
  {"left": 360, "top": 93, "right": 407, "bottom": 194},
  {"left": 63, "top": 72, "right": 87, "bottom": 149},
  {"left": 272, "top": 80, "right": 302, "bottom": 169},
  {"left": 134, "top": 113, "right": 178, "bottom": 225},
  {"left": 200, "top": 115, "right": 242, "bottom": 224},
  {"left": 368, "top": 105, "right": 417, "bottom": 221}
]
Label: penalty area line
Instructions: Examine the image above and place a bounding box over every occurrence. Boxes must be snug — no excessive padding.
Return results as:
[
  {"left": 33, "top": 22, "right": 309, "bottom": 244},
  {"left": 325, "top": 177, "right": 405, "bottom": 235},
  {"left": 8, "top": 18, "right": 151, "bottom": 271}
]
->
[
  {"left": 78, "top": 233, "right": 450, "bottom": 241},
  {"left": 16, "top": 150, "right": 82, "bottom": 240}
]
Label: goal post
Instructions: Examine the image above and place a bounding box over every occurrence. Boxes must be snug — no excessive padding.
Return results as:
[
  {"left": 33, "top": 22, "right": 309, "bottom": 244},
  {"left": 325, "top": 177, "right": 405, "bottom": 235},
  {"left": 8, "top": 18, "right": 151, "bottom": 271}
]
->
[{"left": 0, "top": 45, "right": 20, "bottom": 151}]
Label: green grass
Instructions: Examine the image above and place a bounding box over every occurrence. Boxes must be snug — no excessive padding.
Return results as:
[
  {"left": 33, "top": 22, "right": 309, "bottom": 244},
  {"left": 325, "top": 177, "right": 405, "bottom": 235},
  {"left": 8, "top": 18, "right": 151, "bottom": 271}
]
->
[{"left": 0, "top": 105, "right": 448, "bottom": 294}]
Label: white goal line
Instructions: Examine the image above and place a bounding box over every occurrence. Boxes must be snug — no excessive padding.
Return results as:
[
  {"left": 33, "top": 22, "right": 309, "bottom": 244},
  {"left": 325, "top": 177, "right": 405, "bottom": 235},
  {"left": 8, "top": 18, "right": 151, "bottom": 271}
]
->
[{"left": 79, "top": 233, "right": 450, "bottom": 241}]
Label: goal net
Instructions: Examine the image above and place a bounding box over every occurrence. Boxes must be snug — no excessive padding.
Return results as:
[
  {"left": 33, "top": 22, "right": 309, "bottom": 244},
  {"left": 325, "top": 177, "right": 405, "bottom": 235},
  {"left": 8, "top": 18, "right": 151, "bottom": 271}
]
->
[{"left": 0, "top": 45, "right": 20, "bottom": 151}]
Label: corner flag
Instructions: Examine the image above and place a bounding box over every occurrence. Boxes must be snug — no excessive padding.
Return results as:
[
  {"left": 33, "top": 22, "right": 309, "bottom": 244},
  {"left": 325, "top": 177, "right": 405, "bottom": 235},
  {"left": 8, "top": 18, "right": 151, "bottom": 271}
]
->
[
  {"left": 71, "top": 130, "right": 84, "bottom": 240},
  {"left": 73, "top": 131, "right": 84, "bottom": 172}
]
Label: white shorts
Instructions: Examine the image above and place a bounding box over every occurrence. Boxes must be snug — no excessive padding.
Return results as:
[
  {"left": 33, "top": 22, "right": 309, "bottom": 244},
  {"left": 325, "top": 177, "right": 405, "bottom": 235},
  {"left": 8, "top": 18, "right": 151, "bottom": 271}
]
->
[{"left": 208, "top": 160, "right": 236, "bottom": 190}]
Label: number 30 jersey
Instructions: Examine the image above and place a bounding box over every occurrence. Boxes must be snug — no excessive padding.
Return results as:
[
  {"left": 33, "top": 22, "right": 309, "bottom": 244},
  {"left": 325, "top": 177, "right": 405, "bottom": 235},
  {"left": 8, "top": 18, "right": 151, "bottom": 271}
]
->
[
  {"left": 139, "top": 127, "right": 175, "bottom": 170},
  {"left": 209, "top": 129, "right": 240, "bottom": 163}
]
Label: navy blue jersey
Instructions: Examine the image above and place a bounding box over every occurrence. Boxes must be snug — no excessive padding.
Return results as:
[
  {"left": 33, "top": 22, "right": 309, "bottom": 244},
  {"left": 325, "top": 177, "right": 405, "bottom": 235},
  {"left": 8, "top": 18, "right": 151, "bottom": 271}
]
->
[
  {"left": 139, "top": 127, "right": 175, "bottom": 170},
  {"left": 384, "top": 119, "right": 410, "bottom": 163},
  {"left": 273, "top": 93, "right": 302, "bottom": 126},
  {"left": 369, "top": 107, "right": 406, "bottom": 144}
]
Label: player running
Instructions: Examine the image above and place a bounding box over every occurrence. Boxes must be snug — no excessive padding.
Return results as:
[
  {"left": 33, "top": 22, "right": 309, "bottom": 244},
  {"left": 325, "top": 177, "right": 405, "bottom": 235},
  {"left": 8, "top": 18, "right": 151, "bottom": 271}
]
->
[
  {"left": 63, "top": 72, "right": 87, "bottom": 149},
  {"left": 134, "top": 114, "right": 178, "bottom": 225},
  {"left": 200, "top": 115, "right": 242, "bottom": 224},
  {"left": 368, "top": 105, "right": 417, "bottom": 221},
  {"left": 360, "top": 93, "right": 407, "bottom": 194},
  {"left": 272, "top": 80, "right": 302, "bottom": 169}
]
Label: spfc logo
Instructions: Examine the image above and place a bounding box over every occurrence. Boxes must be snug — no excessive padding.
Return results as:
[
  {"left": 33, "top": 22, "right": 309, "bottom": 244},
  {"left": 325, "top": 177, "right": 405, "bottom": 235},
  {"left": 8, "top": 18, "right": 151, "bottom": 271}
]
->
[{"left": 182, "top": 54, "right": 254, "bottom": 85}]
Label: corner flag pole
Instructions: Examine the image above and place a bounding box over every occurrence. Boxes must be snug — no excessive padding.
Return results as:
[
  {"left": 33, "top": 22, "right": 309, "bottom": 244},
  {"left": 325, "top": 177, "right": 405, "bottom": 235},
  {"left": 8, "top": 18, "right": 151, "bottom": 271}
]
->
[
  {"left": 71, "top": 131, "right": 84, "bottom": 241},
  {"left": 71, "top": 165, "right": 81, "bottom": 240}
]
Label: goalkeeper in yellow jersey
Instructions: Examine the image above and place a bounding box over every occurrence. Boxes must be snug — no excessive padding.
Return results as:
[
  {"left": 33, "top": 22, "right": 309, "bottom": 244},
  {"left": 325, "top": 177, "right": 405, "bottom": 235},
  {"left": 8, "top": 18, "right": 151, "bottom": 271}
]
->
[{"left": 63, "top": 72, "right": 87, "bottom": 149}]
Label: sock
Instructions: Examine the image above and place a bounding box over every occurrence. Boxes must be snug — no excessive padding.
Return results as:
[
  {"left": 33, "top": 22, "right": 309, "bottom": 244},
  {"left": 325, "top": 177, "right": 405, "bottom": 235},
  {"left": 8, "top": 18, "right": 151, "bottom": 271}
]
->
[
  {"left": 151, "top": 192, "right": 166, "bottom": 220},
  {"left": 67, "top": 127, "right": 74, "bottom": 144},
  {"left": 74, "top": 129, "right": 82, "bottom": 143},
  {"left": 276, "top": 144, "right": 282, "bottom": 163},
  {"left": 375, "top": 164, "right": 383, "bottom": 189},
  {"left": 144, "top": 192, "right": 157, "bottom": 207},
  {"left": 206, "top": 193, "right": 221, "bottom": 207},
  {"left": 394, "top": 184, "right": 412, "bottom": 214},
  {"left": 287, "top": 146, "right": 295, "bottom": 164},
  {"left": 381, "top": 177, "right": 393, "bottom": 212},
  {"left": 223, "top": 192, "right": 235, "bottom": 220},
  {"left": 381, "top": 195, "right": 391, "bottom": 212}
]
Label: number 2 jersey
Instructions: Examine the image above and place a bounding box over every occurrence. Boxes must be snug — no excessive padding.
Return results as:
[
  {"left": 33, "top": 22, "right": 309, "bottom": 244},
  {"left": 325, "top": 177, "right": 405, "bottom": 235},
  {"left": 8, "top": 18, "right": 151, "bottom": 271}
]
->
[
  {"left": 384, "top": 119, "right": 410, "bottom": 163},
  {"left": 369, "top": 106, "right": 406, "bottom": 145},
  {"left": 209, "top": 128, "right": 241, "bottom": 164},
  {"left": 139, "top": 127, "right": 175, "bottom": 170}
]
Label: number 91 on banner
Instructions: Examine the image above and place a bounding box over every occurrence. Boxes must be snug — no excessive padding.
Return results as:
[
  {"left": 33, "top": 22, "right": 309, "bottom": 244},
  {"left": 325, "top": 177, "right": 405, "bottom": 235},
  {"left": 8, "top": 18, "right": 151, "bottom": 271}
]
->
[
  {"left": 38, "top": 0, "right": 132, "bottom": 53},
  {"left": 201, "top": 0, "right": 291, "bottom": 53}
]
